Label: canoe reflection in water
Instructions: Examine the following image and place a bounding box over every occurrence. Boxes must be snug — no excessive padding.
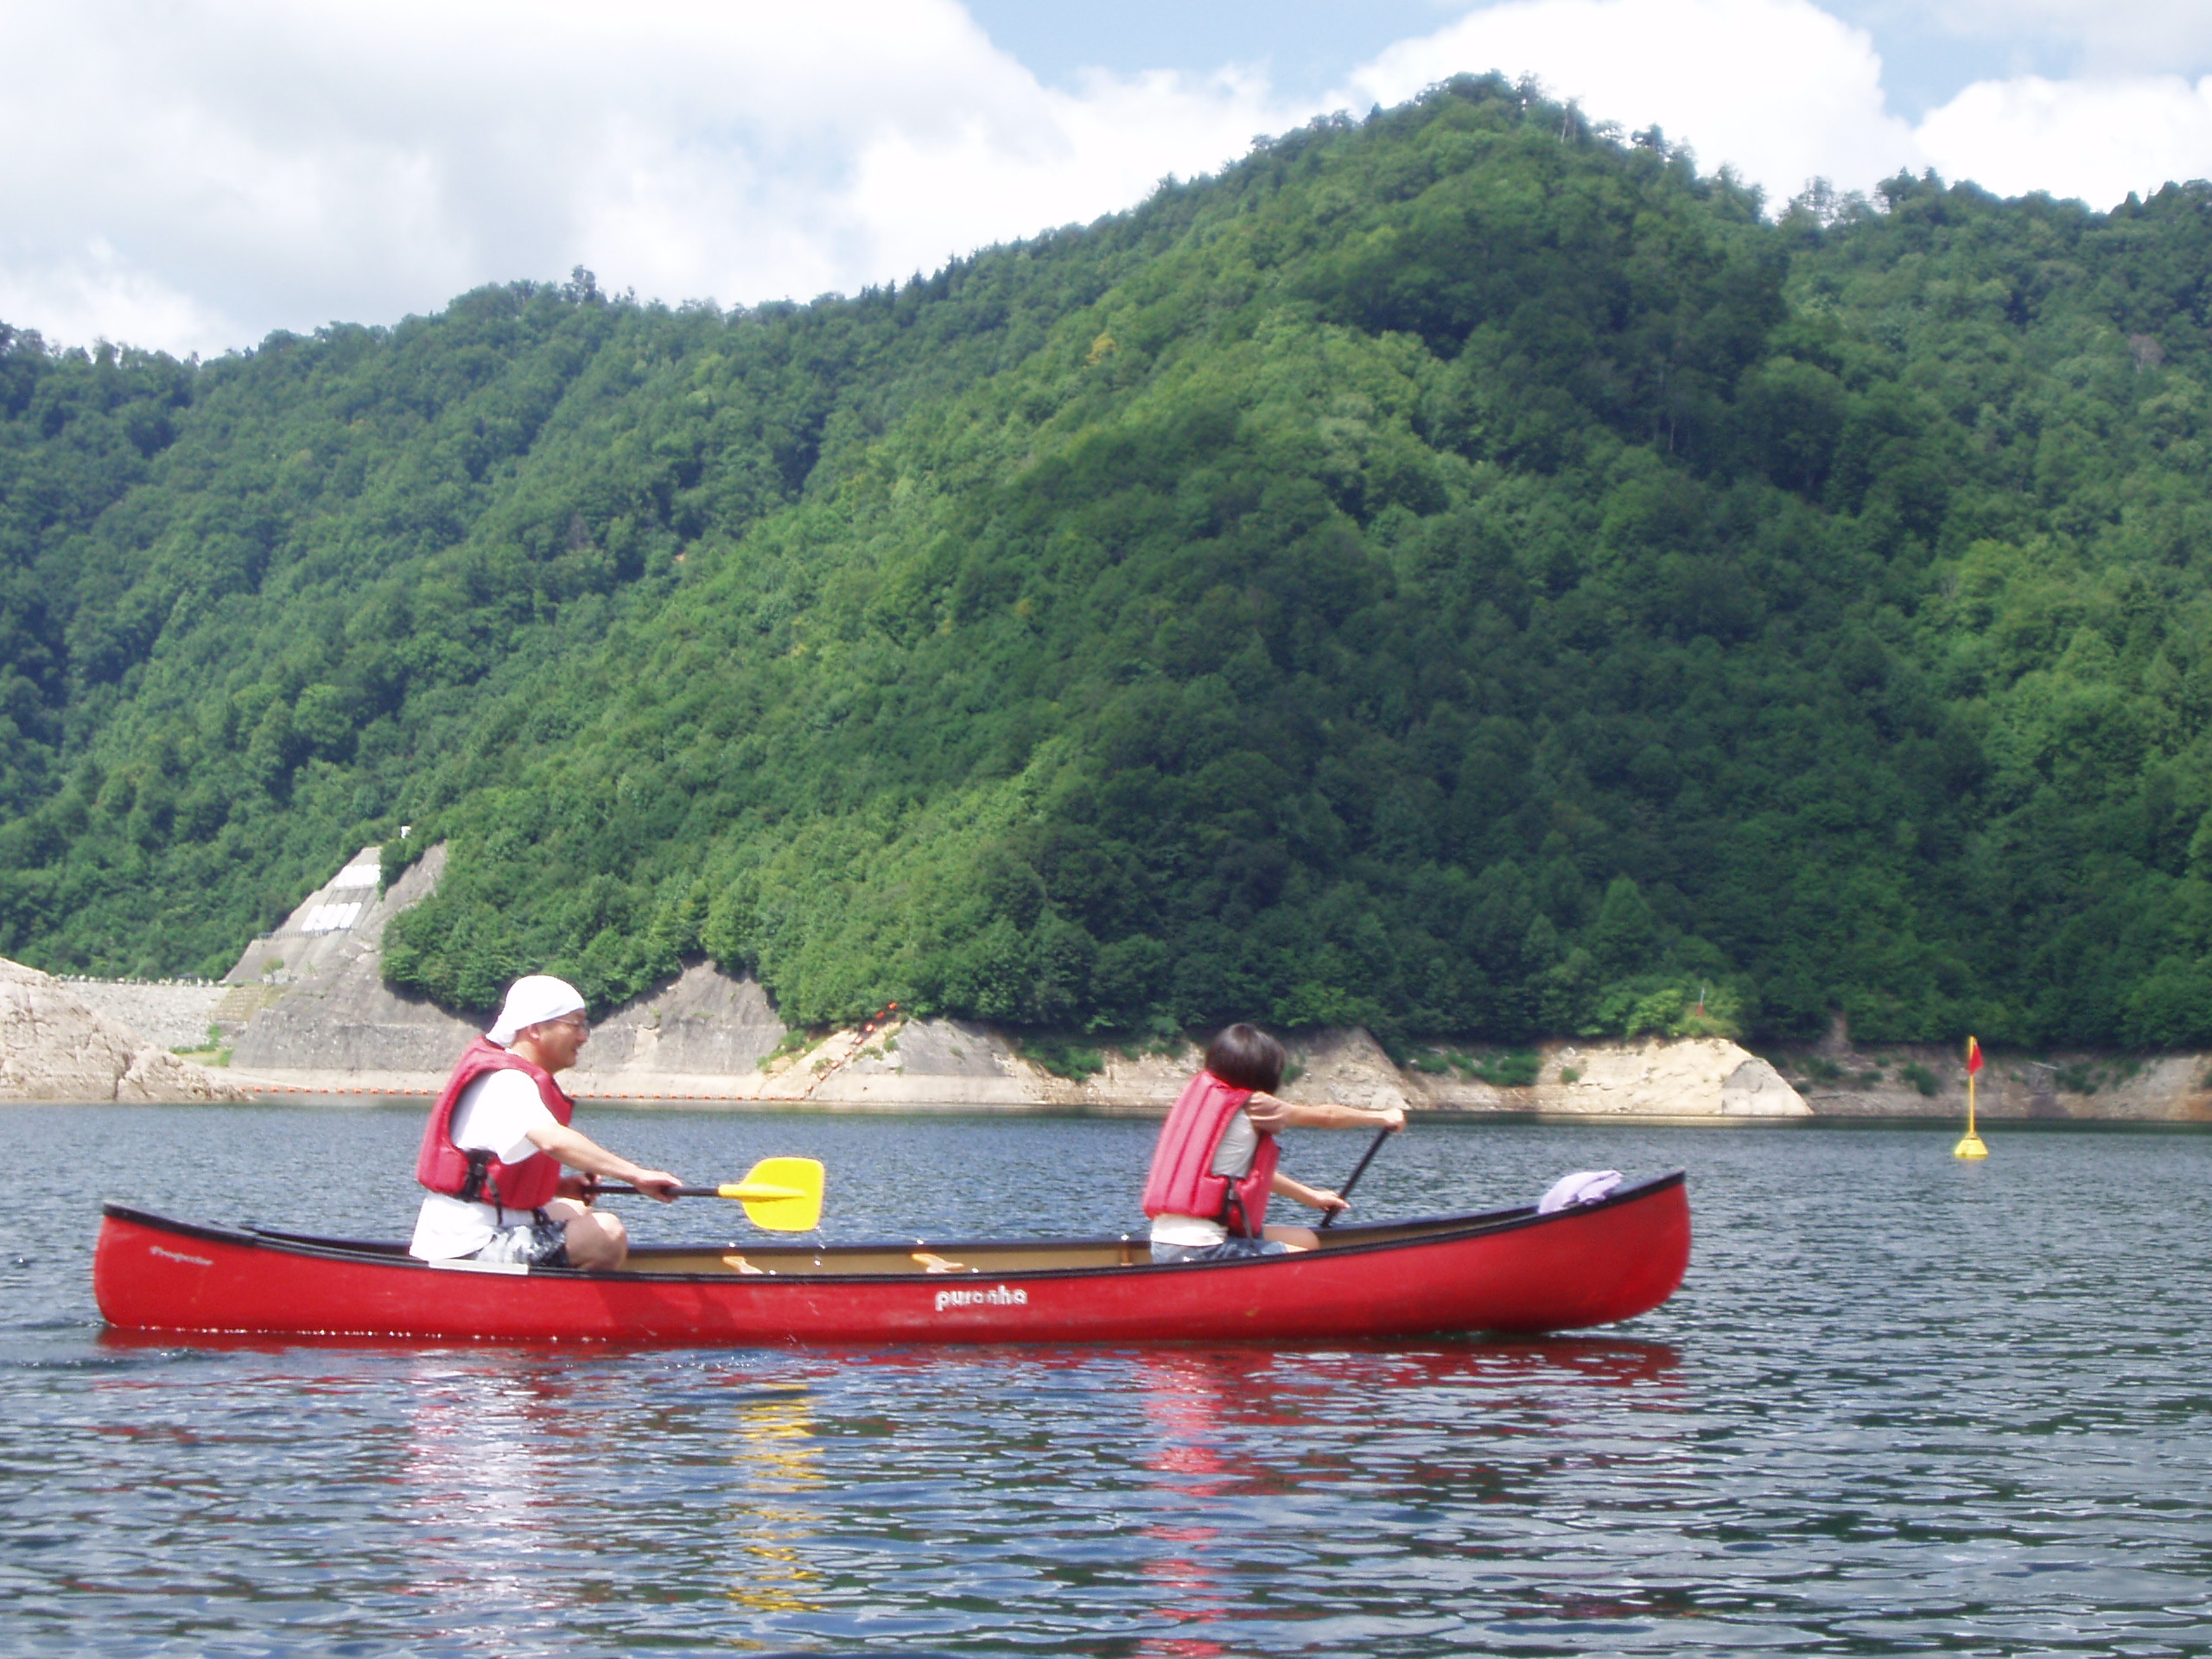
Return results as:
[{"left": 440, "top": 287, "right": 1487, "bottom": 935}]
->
[
  {"left": 401, "top": 1358, "right": 572, "bottom": 1649},
  {"left": 1127, "top": 1341, "right": 1683, "bottom": 1656},
  {"left": 392, "top": 1358, "right": 828, "bottom": 1631},
  {"left": 79, "top": 1330, "right": 1683, "bottom": 1650},
  {"left": 1138, "top": 1353, "right": 1243, "bottom": 1659}
]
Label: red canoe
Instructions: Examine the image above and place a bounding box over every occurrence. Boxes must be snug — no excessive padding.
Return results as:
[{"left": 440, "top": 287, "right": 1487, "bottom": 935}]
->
[{"left": 94, "top": 1173, "right": 1689, "bottom": 1344}]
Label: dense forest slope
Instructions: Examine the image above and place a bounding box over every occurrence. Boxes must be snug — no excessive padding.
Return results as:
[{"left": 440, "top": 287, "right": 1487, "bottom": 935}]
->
[{"left": 8, "top": 77, "right": 2212, "bottom": 1049}]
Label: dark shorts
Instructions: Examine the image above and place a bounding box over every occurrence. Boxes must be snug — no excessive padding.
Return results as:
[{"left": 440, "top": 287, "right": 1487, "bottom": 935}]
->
[
  {"left": 473, "top": 1212, "right": 569, "bottom": 1268},
  {"left": 1149, "top": 1236, "right": 1293, "bottom": 1265}
]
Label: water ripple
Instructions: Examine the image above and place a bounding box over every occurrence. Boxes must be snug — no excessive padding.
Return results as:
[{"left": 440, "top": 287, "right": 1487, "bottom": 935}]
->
[{"left": 1, "top": 1107, "right": 2208, "bottom": 1655}]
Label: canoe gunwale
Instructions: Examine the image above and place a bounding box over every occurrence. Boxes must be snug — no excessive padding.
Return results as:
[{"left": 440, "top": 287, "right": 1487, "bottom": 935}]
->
[{"left": 100, "top": 1171, "right": 1685, "bottom": 1287}]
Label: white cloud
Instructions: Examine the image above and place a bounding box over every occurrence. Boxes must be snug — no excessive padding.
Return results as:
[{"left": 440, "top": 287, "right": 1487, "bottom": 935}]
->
[
  {"left": 1916, "top": 74, "right": 2212, "bottom": 205},
  {"left": 0, "top": 0, "right": 1294, "bottom": 356},
  {"left": 1342, "top": 0, "right": 2210, "bottom": 213},
  {"left": 1344, "top": 0, "right": 1925, "bottom": 207},
  {"left": 1925, "top": 0, "right": 2212, "bottom": 74},
  {"left": 4, "top": 0, "right": 2209, "bottom": 359},
  {"left": 0, "top": 243, "right": 228, "bottom": 358},
  {"left": 843, "top": 65, "right": 1281, "bottom": 282}
]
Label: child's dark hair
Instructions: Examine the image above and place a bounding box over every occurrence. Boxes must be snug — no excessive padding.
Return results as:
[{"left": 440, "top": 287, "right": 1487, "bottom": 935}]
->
[{"left": 1205, "top": 1023, "right": 1286, "bottom": 1094}]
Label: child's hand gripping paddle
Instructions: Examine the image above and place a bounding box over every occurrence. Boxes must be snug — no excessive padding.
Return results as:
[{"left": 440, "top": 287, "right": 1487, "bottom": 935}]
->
[{"left": 1318, "top": 1128, "right": 1394, "bottom": 1230}]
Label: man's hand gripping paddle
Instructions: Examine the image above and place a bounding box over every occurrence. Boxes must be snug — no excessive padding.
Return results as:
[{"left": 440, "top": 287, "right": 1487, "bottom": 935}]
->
[{"left": 600, "top": 1156, "right": 823, "bottom": 1231}]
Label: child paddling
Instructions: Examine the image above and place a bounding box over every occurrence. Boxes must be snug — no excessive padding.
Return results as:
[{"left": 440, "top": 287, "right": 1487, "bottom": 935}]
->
[{"left": 1142, "top": 1023, "right": 1405, "bottom": 1263}]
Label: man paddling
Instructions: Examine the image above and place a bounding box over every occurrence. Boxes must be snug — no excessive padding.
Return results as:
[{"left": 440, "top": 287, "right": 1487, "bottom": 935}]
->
[{"left": 409, "top": 975, "right": 682, "bottom": 1270}]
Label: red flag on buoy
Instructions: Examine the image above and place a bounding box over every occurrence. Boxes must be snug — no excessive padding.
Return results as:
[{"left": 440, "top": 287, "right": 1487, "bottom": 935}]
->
[{"left": 1965, "top": 1035, "right": 1983, "bottom": 1074}]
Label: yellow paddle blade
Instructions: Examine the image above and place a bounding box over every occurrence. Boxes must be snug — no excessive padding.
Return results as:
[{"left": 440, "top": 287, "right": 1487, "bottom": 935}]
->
[{"left": 721, "top": 1156, "right": 823, "bottom": 1230}]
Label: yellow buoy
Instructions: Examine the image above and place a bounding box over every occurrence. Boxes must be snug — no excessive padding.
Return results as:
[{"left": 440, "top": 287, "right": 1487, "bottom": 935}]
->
[{"left": 1955, "top": 1034, "right": 1988, "bottom": 1159}]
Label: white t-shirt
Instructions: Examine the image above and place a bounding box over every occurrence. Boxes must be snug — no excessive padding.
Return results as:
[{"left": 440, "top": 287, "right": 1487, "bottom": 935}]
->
[
  {"left": 1149, "top": 1109, "right": 1263, "bottom": 1248},
  {"left": 408, "top": 1070, "right": 563, "bottom": 1260}
]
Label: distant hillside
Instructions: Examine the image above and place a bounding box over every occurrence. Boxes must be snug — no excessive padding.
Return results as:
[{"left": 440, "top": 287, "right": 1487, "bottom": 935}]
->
[{"left": 8, "top": 76, "right": 2212, "bottom": 1049}]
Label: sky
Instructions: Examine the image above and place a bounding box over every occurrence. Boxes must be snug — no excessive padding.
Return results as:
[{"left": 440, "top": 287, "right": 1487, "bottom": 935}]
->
[{"left": 3, "top": 0, "right": 2209, "bottom": 359}]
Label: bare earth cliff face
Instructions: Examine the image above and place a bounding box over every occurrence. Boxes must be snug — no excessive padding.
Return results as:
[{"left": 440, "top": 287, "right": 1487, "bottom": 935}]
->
[{"left": 0, "top": 959, "right": 244, "bottom": 1102}]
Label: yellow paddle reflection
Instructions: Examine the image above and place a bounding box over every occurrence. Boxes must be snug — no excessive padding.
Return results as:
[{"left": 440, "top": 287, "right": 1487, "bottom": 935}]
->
[{"left": 725, "top": 1384, "right": 822, "bottom": 1615}]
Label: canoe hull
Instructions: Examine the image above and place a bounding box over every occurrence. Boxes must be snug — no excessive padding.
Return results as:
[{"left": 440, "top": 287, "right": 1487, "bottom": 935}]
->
[{"left": 95, "top": 1174, "right": 1689, "bottom": 1345}]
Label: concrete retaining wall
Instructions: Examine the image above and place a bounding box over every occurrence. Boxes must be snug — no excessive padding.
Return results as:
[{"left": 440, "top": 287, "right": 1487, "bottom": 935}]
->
[
  {"left": 58, "top": 980, "right": 228, "bottom": 1052},
  {"left": 226, "top": 845, "right": 481, "bottom": 1074}
]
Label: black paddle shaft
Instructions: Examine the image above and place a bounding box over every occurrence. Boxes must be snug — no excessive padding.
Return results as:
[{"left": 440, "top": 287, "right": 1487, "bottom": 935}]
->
[
  {"left": 593, "top": 1185, "right": 720, "bottom": 1198},
  {"left": 1319, "top": 1124, "right": 1395, "bottom": 1230}
]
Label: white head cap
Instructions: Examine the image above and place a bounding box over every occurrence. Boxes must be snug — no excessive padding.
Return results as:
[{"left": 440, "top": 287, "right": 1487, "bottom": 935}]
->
[{"left": 488, "top": 975, "right": 588, "bottom": 1046}]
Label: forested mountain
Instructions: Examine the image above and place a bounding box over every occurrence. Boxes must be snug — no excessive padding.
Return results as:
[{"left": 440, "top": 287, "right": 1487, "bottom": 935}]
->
[{"left": 9, "top": 76, "right": 2212, "bottom": 1049}]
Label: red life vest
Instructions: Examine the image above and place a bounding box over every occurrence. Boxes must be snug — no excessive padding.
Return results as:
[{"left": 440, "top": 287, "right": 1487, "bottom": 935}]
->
[
  {"left": 1141, "top": 1071, "right": 1279, "bottom": 1236},
  {"left": 415, "top": 1036, "right": 575, "bottom": 1212}
]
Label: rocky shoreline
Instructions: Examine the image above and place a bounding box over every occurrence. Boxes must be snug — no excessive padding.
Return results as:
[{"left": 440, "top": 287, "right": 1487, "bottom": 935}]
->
[
  {"left": 10, "top": 949, "right": 2202, "bottom": 1122},
  {"left": 7, "top": 841, "right": 2207, "bottom": 1121},
  {"left": 194, "top": 1020, "right": 1809, "bottom": 1122},
  {"left": 1, "top": 959, "right": 243, "bottom": 1103}
]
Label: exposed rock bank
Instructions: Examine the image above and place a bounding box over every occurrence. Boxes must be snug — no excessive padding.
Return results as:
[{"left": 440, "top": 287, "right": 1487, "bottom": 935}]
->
[
  {"left": 35, "top": 843, "right": 2212, "bottom": 1120},
  {"left": 1765, "top": 1027, "right": 2212, "bottom": 1122},
  {"left": 145, "top": 842, "right": 1813, "bottom": 1115},
  {"left": 805, "top": 1026, "right": 1810, "bottom": 1119},
  {"left": 1408, "top": 1038, "right": 1808, "bottom": 1119},
  {"left": 1, "top": 959, "right": 245, "bottom": 1102}
]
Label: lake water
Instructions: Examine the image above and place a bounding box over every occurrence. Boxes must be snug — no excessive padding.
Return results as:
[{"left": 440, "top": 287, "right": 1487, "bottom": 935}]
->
[{"left": 3, "top": 1105, "right": 2209, "bottom": 1656}]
